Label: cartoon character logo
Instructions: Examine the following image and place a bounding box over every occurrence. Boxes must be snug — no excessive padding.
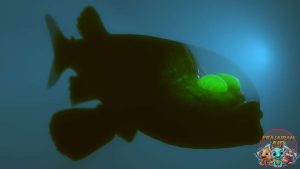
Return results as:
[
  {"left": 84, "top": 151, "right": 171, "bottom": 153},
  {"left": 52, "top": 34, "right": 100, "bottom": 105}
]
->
[
  {"left": 256, "top": 144, "right": 272, "bottom": 166},
  {"left": 255, "top": 129, "right": 299, "bottom": 168},
  {"left": 271, "top": 147, "right": 286, "bottom": 168},
  {"left": 282, "top": 146, "right": 299, "bottom": 165}
]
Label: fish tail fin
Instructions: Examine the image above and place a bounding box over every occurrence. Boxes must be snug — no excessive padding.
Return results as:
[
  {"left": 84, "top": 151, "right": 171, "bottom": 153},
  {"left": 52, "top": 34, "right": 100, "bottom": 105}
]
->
[
  {"left": 50, "top": 107, "right": 115, "bottom": 160},
  {"left": 45, "top": 15, "right": 70, "bottom": 88}
]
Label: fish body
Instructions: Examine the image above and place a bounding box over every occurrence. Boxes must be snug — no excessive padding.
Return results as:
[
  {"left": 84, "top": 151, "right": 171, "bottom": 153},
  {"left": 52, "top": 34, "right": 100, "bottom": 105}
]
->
[{"left": 46, "top": 6, "right": 263, "bottom": 160}]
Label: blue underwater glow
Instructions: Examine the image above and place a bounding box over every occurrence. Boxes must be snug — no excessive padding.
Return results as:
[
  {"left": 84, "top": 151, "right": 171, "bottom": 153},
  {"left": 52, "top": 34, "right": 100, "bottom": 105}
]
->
[{"left": 1, "top": 1, "right": 300, "bottom": 169}]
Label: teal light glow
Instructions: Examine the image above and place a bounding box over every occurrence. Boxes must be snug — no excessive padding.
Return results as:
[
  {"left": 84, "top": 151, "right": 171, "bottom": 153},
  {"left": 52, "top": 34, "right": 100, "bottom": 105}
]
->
[{"left": 246, "top": 41, "right": 269, "bottom": 69}]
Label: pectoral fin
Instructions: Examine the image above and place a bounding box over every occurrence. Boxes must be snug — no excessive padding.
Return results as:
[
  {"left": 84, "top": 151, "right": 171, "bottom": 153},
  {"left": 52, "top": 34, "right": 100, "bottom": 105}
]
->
[{"left": 50, "top": 107, "right": 116, "bottom": 160}]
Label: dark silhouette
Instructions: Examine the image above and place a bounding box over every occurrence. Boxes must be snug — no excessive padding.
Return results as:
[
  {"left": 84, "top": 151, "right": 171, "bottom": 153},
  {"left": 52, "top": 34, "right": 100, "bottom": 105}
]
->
[{"left": 46, "top": 6, "right": 263, "bottom": 160}]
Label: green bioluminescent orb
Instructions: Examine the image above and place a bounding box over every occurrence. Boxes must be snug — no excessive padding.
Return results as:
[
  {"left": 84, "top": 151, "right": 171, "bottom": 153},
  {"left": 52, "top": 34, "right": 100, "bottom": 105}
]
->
[
  {"left": 197, "top": 74, "right": 228, "bottom": 93},
  {"left": 196, "top": 73, "right": 241, "bottom": 101},
  {"left": 217, "top": 73, "right": 240, "bottom": 91}
]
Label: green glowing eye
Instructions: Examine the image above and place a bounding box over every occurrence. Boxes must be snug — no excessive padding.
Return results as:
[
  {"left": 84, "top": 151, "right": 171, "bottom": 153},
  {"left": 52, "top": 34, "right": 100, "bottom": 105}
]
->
[
  {"left": 217, "top": 73, "right": 240, "bottom": 90},
  {"left": 197, "top": 74, "right": 228, "bottom": 93}
]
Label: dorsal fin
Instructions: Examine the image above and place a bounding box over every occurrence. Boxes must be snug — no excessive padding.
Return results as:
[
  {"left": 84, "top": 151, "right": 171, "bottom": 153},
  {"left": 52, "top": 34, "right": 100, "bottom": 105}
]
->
[{"left": 77, "top": 6, "right": 108, "bottom": 39}]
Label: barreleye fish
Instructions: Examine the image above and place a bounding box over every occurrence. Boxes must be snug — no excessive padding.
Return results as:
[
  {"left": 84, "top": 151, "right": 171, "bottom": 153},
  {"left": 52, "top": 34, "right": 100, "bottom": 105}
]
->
[{"left": 45, "top": 6, "right": 263, "bottom": 160}]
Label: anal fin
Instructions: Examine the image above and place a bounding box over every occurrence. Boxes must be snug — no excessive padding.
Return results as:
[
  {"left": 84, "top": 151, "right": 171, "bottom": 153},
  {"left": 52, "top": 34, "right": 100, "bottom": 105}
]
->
[{"left": 117, "top": 127, "right": 137, "bottom": 142}]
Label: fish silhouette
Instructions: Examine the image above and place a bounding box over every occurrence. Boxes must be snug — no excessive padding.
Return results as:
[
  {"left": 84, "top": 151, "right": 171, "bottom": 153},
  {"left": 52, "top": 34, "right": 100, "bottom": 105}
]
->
[{"left": 46, "top": 6, "right": 263, "bottom": 160}]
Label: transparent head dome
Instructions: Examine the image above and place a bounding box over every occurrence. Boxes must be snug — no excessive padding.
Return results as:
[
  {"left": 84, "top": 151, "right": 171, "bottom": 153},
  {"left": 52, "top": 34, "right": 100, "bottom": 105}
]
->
[{"left": 187, "top": 44, "right": 260, "bottom": 102}]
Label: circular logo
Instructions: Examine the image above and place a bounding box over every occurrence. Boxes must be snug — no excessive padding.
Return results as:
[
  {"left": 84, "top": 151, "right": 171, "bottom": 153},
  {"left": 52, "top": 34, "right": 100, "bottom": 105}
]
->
[{"left": 255, "top": 128, "right": 299, "bottom": 168}]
